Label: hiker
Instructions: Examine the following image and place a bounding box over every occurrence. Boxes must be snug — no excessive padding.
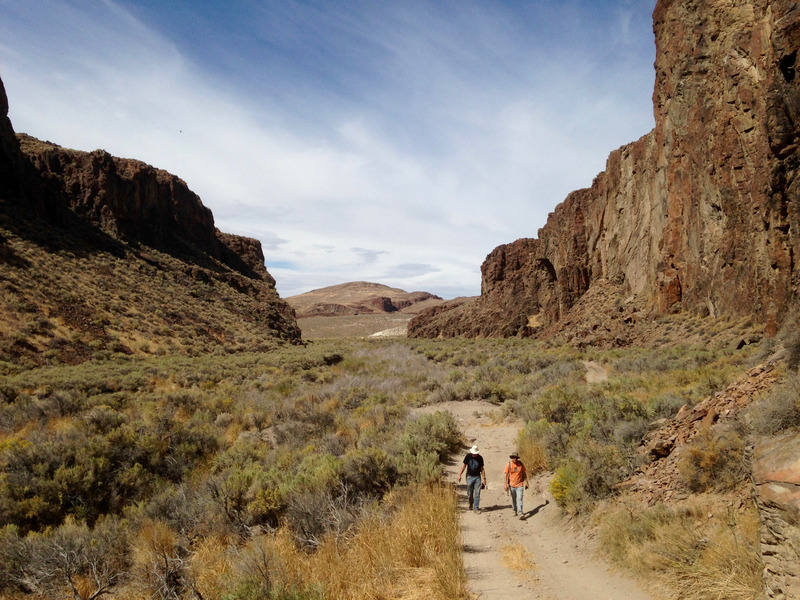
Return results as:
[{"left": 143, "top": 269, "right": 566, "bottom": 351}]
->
[
  {"left": 504, "top": 452, "right": 529, "bottom": 519},
  {"left": 457, "top": 445, "right": 487, "bottom": 513}
]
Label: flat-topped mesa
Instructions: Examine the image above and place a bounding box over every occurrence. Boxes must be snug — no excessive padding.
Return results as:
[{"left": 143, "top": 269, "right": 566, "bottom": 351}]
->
[{"left": 410, "top": 0, "right": 800, "bottom": 340}]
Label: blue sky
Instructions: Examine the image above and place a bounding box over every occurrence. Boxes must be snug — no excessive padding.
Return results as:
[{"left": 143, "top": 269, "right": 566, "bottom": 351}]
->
[{"left": 0, "top": 0, "right": 657, "bottom": 299}]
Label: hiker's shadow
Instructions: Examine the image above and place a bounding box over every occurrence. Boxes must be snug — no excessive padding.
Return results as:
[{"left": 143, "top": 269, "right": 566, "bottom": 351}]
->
[{"left": 520, "top": 499, "right": 549, "bottom": 520}]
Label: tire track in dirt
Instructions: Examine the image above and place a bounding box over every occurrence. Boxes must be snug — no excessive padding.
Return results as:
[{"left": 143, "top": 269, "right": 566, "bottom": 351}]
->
[{"left": 415, "top": 400, "right": 655, "bottom": 600}]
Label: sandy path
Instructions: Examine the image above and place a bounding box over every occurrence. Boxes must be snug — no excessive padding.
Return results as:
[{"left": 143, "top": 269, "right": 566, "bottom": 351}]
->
[{"left": 416, "top": 400, "right": 655, "bottom": 600}]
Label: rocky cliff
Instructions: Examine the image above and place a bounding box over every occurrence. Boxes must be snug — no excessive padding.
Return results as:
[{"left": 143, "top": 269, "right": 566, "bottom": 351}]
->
[
  {"left": 0, "top": 75, "right": 300, "bottom": 364},
  {"left": 16, "top": 134, "right": 275, "bottom": 284},
  {"left": 410, "top": 0, "right": 800, "bottom": 340}
]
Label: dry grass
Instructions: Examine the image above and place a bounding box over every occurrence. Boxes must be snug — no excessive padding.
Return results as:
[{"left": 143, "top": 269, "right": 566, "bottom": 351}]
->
[
  {"left": 500, "top": 542, "right": 539, "bottom": 583},
  {"left": 596, "top": 496, "right": 763, "bottom": 600},
  {"left": 235, "top": 484, "right": 467, "bottom": 600},
  {"left": 190, "top": 536, "right": 237, "bottom": 599},
  {"left": 517, "top": 435, "right": 549, "bottom": 474}
]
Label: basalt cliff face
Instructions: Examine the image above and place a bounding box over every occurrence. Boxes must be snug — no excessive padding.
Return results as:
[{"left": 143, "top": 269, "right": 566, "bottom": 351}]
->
[
  {"left": 0, "top": 75, "right": 299, "bottom": 365},
  {"left": 409, "top": 0, "right": 800, "bottom": 340},
  {"left": 16, "top": 134, "right": 275, "bottom": 286}
]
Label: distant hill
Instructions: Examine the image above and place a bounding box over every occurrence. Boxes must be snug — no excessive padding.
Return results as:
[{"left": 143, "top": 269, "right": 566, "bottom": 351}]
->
[
  {"left": 0, "top": 75, "right": 300, "bottom": 368},
  {"left": 287, "top": 282, "right": 445, "bottom": 318}
]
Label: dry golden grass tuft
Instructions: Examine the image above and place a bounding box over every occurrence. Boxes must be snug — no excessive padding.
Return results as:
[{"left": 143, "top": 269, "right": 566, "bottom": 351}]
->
[
  {"left": 240, "top": 484, "right": 467, "bottom": 600},
  {"left": 517, "top": 435, "right": 549, "bottom": 474},
  {"left": 500, "top": 542, "right": 539, "bottom": 584},
  {"left": 596, "top": 496, "right": 763, "bottom": 600},
  {"left": 190, "top": 535, "right": 237, "bottom": 599}
]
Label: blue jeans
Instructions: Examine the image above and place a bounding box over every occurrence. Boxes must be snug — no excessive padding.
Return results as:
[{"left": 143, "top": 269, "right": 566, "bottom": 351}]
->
[
  {"left": 466, "top": 475, "right": 482, "bottom": 509},
  {"left": 510, "top": 486, "right": 524, "bottom": 514}
]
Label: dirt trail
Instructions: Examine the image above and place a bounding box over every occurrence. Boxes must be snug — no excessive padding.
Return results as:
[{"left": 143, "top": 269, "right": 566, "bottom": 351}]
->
[{"left": 416, "top": 400, "right": 655, "bottom": 600}]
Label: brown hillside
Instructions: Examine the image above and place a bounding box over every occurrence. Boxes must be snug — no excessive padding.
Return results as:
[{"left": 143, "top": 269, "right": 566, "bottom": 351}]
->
[
  {"left": 0, "top": 75, "right": 300, "bottom": 368},
  {"left": 410, "top": 0, "right": 800, "bottom": 341},
  {"left": 287, "top": 281, "right": 444, "bottom": 318}
]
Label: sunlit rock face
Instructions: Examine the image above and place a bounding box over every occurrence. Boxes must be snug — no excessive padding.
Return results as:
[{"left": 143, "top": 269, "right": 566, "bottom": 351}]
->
[{"left": 409, "top": 0, "right": 800, "bottom": 340}]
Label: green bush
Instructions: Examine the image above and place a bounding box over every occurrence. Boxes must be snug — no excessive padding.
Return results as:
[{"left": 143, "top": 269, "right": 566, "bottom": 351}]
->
[
  {"left": 571, "top": 439, "right": 630, "bottom": 501},
  {"left": 341, "top": 447, "right": 398, "bottom": 498},
  {"left": 400, "top": 411, "right": 463, "bottom": 461},
  {"left": 678, "top": 427, "right": 747, "bottom": 492},
  {"left": 550, "top": 461, "right": 581, "bottom": 508}
]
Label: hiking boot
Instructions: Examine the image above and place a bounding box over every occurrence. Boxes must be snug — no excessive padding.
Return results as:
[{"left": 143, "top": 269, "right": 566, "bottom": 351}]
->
[{"left": 519, "top": 514, "right": 525, "bottom": 520}]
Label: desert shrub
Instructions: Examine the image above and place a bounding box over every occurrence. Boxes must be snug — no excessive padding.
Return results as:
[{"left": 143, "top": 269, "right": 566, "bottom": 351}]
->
[
  {"left": 550, "top": 461, "right": 581, "bottom": 508},
  {"left": 130, "top": 518, "right": 192, "bottom": 600},
  {"left": 208, "top": 464, "right": 278, "bottom": 533},
  {"left": 784, "top": 329, "right": 800, "bottom": 372},
  {"left": 678, "top": 426, "right": 747, "bottom": 493},
  {"left": 611, "top": 346, "right": 719, "bottom": 374},
  {"left": 275, "top": 484, "right": 466, "bottom": 600},
  {"left": 84, "top": 404, "right": 126, "bottom": 433},
  {"left": 539, "top": 420, "right": 571, "bottom": 464},
  {"left": 136, "top": 483, "right": 216, "bottom": 540},
  {"left": 395, "top": 449, "right": 441, "bottom": 484},
  {"left": 6, "top": 515, "right": 130, "bottom": 600},
  {"left": 570, "top": 439, "right": 630, "bottom": 502},
  {"left": 612, "top": 417, "right": 651, "bottom": 448},
  {"left": 524, "top": 383, "right": 588, "bottom": 424},
  {"left": 341, "top": 447, "right": 398, "bottom": 499},
  {"left": 0, "top": 409, "right": 219, "bottom": 531},
  {"left": 578, "top": 392, "right": 648, "bottom": 445},
  {"left": 647, "top": 391, "right": 687, "bottom": 420},
  {"left": 0, "top": 525, "right": 24, "bottom": 593},
  {"left": 400, "top": 410, "right": 463, "bottom": 461},
  {"left": 284, "top": 485, "right": 364, "bottom": 549},
  {"left": 747, "top": 375, "right": 800, "bottom": 435}
]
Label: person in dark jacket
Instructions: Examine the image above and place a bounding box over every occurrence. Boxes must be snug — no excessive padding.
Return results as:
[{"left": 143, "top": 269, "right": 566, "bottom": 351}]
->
[{"left": 457, "top": 445, "right": 487, "bottom": 512}]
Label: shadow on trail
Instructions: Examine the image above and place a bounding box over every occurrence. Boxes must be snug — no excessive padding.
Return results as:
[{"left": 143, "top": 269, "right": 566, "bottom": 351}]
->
[{"left": 520, "top": 499, "right": 549, "bottom": 520}]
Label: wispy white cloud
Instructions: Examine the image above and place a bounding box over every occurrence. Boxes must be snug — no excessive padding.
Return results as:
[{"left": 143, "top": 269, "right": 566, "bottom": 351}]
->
[{"left": 0, "top": 0, "right": 657, "bottom": 298}]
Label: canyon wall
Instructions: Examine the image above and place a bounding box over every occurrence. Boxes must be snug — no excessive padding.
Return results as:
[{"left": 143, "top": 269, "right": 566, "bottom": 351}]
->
[
  {"left": 0, "top": 75, "right": 300, "bottom": 346},
  {"left": 410, "top": 0, "right": 800, "bottom": 339}
]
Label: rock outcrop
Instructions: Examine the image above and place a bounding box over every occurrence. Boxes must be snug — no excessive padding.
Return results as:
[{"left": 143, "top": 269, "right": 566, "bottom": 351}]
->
[
  {"left": 753, "top": 431, "right": 800, "bottom": 599},
  {"left": 621, "top": 362, "right": 779, "bottom": 504},
  {"left": 16, "top": 134, "right": 274, "bottom": 283},
  {"left": 0, "top": 74, "right": 300, "bottom": 356},
  {"left": 409, "top": 0, "right": 800, "bottom": 340}
]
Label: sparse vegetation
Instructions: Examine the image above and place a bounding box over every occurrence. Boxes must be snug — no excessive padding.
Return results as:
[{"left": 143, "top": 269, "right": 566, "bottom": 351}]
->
[
  {"left": 0, "top": 340, "right": 468, "bottom": 599},
  {"left": 0, "top": 326, "right": 770, "bottom": 600},
  {"left": 746, "top": 374, "right": 800, "bottom": 435},
  {"left": 595, "top": 497, "right": 763, "bottom": 600},
  {"left": 678, "top": 426, "right": 748, "bottom": 493}
]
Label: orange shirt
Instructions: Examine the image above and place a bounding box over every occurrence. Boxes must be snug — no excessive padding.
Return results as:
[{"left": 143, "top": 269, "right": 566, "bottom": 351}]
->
[{"left": 504, "top": 460, "right": 527, "bottom": 487}]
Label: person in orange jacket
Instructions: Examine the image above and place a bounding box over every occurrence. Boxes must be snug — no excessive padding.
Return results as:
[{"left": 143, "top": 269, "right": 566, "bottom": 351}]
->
[{"left": 504, "top": 452, "right": 529, "bottom": 519}]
